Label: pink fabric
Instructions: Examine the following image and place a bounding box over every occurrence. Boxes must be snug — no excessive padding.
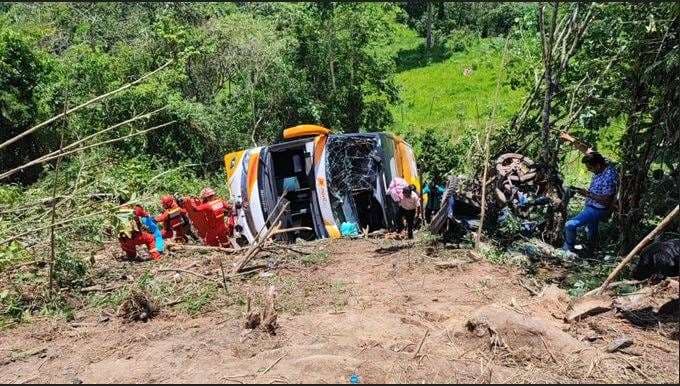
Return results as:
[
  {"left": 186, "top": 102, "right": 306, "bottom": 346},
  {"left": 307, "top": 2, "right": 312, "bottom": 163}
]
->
[
  {"left": 399, "top": 192, "right": 421, "bottom": 210},
  {"left": 388, "top": 177, "right": 408, "bottom": 202}
]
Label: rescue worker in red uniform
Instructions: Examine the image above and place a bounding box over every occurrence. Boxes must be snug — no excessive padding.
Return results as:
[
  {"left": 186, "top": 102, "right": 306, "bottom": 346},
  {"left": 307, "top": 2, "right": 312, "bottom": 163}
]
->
[
  {"left": 155, "top": 195, "right": 190, "bottom": 243},
  {"left": 117, "top": 206, "right": 161, "bottom": 260},
  {"left": 190, "top": 187, "right": 236, "bottom": 247}
]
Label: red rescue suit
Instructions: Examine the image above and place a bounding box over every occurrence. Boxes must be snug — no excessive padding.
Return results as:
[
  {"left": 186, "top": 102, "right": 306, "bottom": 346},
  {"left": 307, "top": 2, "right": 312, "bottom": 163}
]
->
[
  {"left": 191, "top": 197, "right": 234, "bottom": 247},
  {"left": 118, "top": 216, "right": 161, "bottom": 260},
  {"left": 156, "top": 204, "right": 189, "bottom": 243}
]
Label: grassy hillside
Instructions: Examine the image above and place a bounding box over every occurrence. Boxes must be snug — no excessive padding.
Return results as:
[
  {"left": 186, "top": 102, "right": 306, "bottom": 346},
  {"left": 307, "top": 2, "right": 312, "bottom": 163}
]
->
[
  {"left": 389, "top": 28, "right": 525, "bottom": 141},
  {"left": 388, "top": 26, "right": 626, "bottom": 187}
]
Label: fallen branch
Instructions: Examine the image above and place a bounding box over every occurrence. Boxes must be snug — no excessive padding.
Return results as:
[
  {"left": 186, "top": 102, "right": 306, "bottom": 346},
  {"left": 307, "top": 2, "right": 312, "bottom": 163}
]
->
[
  {"left": 161, "top": 299, "right": 186, "bottom": 307},
  {"left": 374, "top": 242, "right": 415, "bottom": 254},
  {"left": 232, "top": 199, "right": 289, "bottom": 274},
  {"left": 433, "top": 259, "right": 469, "bottom": 269},
  {"left": 9, "top": 121, "right": 176, "bottom": 169},
  {"left": 157, "top": 268, "right": 220, "bottom": 284},
  {"left": 9, "top": 347, "right": 47, "bottom": 362},
  {"left": 0, "top": 60, "right": 173, "bottom": 151},
  {"left": 0, "top": 108, "right": 167, "bottom": 181},
  {"left": 621, "top": 357, "right": 653, "bottom": 382},
  {"left": 80, "top": 284, "right": 124, "bottom": 293},
  {"left": 0, "top": 208, "right": 113, "bottom": 245},
  {"left": 264, "top": 243, "right": 310, "bottom": 256},
  {"left": 4, "top": 260, "right": 45, "bottom": 272},
  {"left": 582, "top": 280, "right": 646, "bottom": 297},
  {"left": 269, "top": 227, "right": 313, "bottom": 236},
  {"left": 518, "top": 278, "right": 541, "bottom": 296},
  {"left": 261, "top": 354, "right": 286, "bottom": 376},
  {"left": 539, "top": 334, "right": 558, "bottom": 363},
  {"left": 596, "top": 205, "right": 679, "bottom": 295},
  {"left": 413, "top": 328, "right": 430, "bottom": 359},
  {"left": 168, "top": 244, "right": 243, "bottom": 254}
]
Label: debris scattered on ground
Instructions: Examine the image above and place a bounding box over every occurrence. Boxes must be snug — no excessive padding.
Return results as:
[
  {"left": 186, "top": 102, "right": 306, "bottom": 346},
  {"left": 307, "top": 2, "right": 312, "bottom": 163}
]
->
[
  {"left": 466, "top": 304, "right": 585, "bottom": 360},
  {"left": 566, "top": 295, "right": 612, "bottom": 322},
  {"left": 607, "top": 336, "right": 634, "bottom": 353},
  {"left": 117, "top": 290, "right": 159, "bottom": 322},
  {"left": 242, "top": 286, "right": 279, "bottom": 335},
  {"left": 433, "top": 258, "right": 470, "bottom": 270}
]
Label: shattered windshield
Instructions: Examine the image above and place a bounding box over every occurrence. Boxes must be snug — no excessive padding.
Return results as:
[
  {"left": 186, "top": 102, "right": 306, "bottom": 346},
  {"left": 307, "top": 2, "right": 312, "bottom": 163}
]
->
[{"left": 325, "top": 136, "right": 383, "bottom": 225}]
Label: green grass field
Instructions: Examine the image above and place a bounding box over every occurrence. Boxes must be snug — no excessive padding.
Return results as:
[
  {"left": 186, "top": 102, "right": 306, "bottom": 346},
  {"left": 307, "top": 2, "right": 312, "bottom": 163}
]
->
[{"left": 389, "top": 28, "right": 526, "bottom": 141}]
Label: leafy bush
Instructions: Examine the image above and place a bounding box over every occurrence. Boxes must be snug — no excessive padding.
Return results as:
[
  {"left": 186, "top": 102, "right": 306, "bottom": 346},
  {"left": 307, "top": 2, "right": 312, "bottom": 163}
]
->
[
  {"left": 0, "top": 242, "right": 31, "bottom": 272},
  {"left": 444, "top": 30, "right": 479, "bottom": 54},
  {"left": 53, "top": 237, "right": 88, "bottom": 288},
  {"left": 0, "top": 290, "right": 26, "bottom": 324}
]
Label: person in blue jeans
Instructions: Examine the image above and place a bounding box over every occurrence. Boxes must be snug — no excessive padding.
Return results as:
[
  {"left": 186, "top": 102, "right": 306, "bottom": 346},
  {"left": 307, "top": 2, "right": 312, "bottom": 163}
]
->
[{"left": 559, "top": 132, "right": 619, "bottom": 252}]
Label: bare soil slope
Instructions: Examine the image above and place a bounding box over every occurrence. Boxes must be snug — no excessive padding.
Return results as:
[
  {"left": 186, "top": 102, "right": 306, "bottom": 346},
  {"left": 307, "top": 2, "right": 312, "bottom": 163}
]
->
[{"left": 1, "top": 239, "right": 678, "bottom": 383}]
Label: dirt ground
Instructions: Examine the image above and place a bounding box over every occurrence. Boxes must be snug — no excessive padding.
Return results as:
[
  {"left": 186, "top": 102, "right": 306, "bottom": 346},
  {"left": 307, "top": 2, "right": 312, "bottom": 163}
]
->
[{"left": 1, "top": 238, "right": 678, "bottom": 384}]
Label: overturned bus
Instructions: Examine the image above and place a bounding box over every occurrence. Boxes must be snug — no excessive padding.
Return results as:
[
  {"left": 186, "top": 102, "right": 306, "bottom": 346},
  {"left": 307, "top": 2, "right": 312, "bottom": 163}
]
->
[{"left": 223, "top": 125, "right": 420, "bottom": 243}]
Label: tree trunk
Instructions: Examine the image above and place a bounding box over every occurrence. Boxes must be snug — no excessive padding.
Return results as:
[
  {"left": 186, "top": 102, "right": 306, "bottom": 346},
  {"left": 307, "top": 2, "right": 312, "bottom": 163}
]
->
[
  {"left": 426, "top": 1, "right": 433, "bottom": 51},
  {"left": 617, "top": 61, "right": 648, "bottom": 253},
  {"left": 539, "top": 2, "right": 559, "bottom": 166}
]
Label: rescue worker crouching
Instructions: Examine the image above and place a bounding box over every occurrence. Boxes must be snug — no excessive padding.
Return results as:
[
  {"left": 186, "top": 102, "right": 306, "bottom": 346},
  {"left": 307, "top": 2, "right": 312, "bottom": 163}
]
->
[
  {"left": 117, "top": 205, "right": 162, "bottom": 261},
  {"left": 190, "top": 187, "right": 241, "bottom": 247},
  {"left": 155, "top": 194, "right": 194, "bottom": 243}
]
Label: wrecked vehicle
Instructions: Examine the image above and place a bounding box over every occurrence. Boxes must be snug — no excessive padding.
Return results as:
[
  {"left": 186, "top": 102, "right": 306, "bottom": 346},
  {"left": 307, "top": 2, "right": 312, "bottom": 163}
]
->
[
  {"left": 430, "top": 152, "right": 567, "bottom": 243},
  {"left": 223, "top": 125, "right": 420, "bottom": 244}
]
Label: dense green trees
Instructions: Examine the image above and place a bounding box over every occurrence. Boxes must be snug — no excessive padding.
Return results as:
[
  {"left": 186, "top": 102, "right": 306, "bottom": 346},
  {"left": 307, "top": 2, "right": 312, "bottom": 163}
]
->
[
  {"left": 0, "top": 2, "right": 402, "bottom": 183},
  {"left": 0, "top": 29, "right": 48, "bottom": 182},
  {"left": 504, "top": 2, "right": 679, "bottom": 250},
  {"left": 0, "top": 2, "right": 677, "bottom": 251}
]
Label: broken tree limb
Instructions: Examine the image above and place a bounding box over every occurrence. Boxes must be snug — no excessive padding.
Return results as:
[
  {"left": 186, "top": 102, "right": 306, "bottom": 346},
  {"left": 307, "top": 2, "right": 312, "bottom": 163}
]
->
[
  {"left": 595, "top": 205, "right": 679, "bottom": 295},
  {"left": 0, "top": 208, "right": 113, "bottom": 245},
  {"left": 264, "top": 243, "right": 310, "bottom": 256},
  {"left": 582, "top": 280, "right": 646, "bottom": 297},
  {"left": 156, "top": 268, "right": 220, "bottom": 284},
  {"left": 433, "top": 259, "right": 470, "bottom": 269},
  {"left": 80, "top": 284, "right": 124, "bottom": 293},
  {"left": 231, "top": 200, "right": 289, "bottom": 274},
  {"left": 374, "top": 242, "right": 415, "bottom": 253},
  {"left": 0, "top": 121, "right": 176, "bottom": 181},
  {"left": 0, "top": 60, "right": 174, "bottom": 151},
  {"left": 11, "top": 121, "right": 176, "bottom": 168},
  {"left": 236, "top": 222, "right": 281, "bottom": 273},
  {"left": 269, "top": 226, "right": 312, "bottom": 236},
  {"left": 261, "top": 354, "right": 286, "bottom": 376},
  {"left": 0, "top": 108, "right": 167, "bottom": 180},
  {"left": 168, "top": 243, "right": 243, "bottom": 254},
  {"left": 412, "top": 328, "right": 430, "bottom": 359}
]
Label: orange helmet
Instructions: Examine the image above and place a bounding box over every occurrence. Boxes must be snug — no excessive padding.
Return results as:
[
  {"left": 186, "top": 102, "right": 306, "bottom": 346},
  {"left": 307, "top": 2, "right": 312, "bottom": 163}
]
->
[
  {"left": 200, "top": 187, "right": 216, "bottom": 200},
  {"left": 160, "top": 195, "right": 174, "bottom": 208}
]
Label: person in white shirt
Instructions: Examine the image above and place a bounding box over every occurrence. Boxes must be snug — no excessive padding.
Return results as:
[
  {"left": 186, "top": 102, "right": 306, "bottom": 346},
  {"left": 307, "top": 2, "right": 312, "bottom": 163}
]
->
[{"left": 396, "top": 186, "right": 421, "bottom": 239}]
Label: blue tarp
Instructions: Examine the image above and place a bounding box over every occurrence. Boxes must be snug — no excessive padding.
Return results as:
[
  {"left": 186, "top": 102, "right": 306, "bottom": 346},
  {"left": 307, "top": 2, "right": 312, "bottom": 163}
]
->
[{"left": 141, "top": 216, "right": 165, "bottom": 254}]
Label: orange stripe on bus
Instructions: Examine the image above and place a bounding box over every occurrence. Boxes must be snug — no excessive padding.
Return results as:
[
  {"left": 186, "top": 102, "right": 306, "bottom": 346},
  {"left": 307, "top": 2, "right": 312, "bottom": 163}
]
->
[
  {"left": 313, "top": 135, "right": 328, "bottom": 166},
  {"left": 246, "top": 151, "right": 259, "bottom": 199}
]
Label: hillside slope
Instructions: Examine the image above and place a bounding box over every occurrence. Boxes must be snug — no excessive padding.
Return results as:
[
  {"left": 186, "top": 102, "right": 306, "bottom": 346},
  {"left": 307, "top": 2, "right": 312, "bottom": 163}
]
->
[{"left": 389, "top": 28, "right": 525, "bottom": 140}]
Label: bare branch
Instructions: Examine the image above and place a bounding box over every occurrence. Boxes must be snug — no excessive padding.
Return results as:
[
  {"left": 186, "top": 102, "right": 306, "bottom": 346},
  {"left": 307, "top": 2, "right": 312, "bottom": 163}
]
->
[
  {"left": 0, "top": 60, "right": 174, "bottom": 151},
  {"left": 0, "top": 107, "right": 167, "bottom": 181},
  {"left": 0, "top": 121, "right": 176, "bottom": 180}
]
